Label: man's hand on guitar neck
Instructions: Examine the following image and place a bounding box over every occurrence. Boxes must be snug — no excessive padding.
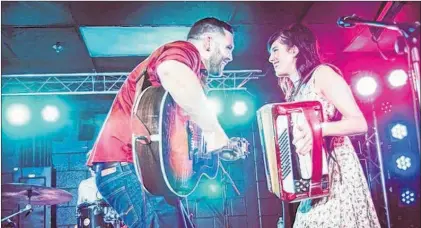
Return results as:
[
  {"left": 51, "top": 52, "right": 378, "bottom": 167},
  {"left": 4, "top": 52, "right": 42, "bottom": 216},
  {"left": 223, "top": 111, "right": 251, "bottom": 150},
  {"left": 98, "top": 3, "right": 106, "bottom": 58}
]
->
[{"left": 210, "top": 137, "right": 250, "bottom": 161}]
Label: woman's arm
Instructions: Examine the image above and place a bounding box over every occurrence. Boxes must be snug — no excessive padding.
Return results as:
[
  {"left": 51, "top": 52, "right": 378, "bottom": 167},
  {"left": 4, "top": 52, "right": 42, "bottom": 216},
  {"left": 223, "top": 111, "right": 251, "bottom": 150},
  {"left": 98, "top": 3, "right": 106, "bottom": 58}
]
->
[{"left": 315, "top": 65, "right": 368, "bottom": 137}]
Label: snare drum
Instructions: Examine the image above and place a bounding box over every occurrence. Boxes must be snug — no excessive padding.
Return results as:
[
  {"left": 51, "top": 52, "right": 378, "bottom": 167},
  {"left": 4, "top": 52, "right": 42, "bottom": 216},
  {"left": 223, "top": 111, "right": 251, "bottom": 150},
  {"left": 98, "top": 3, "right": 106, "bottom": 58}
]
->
[{"left": 77, "top": 201, "right": 118, "bottom": 228}]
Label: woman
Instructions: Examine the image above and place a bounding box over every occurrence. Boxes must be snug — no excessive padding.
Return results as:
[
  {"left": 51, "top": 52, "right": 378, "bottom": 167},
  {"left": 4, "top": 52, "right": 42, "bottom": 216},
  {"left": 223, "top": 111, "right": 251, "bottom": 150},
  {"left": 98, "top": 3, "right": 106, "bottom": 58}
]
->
[{"left": 267, "top": 24, "right": 380, "bottom": 228}]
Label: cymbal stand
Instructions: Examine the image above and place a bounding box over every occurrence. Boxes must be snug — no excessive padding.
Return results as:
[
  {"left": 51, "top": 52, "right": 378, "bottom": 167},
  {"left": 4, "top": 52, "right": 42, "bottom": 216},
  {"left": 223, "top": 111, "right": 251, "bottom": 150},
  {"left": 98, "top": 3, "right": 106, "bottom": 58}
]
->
[
  {"left": 1, "top": 189, "right": 34, "bottom": 223},
  {"left": 1, "top": 205, "right": 32, "bottom": 223}
]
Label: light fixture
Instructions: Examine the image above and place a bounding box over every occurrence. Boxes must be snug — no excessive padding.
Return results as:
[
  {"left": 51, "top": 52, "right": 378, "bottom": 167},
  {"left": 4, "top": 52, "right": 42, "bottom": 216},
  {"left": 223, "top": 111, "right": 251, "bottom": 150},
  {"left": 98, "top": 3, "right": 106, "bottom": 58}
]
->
[
  {"left": 396, "top": 155, "right": 412, "bottom": 171},
  {"left": 232, "top": 101, "right": 248, "bottom": 116},
  {"left": 6, "top": 103, "right": 31, "bottom": 126},
  {"left": 400, "top": 189, "right": 416, "bottom": 205},
  {"left": 355, "top": 76, "right": 378, "bottom": 97},
  {"left": 388, "top": 69, "right": 408, "bottom": 88},
  {"left": 52, "top": 42, "right": 63, "bottom": 53},
  {"left": 391, "top": 123, "right": 408, "bottom": 140},
  {"left": 380, "top": 102, "right": 393, "bottom": 114}
]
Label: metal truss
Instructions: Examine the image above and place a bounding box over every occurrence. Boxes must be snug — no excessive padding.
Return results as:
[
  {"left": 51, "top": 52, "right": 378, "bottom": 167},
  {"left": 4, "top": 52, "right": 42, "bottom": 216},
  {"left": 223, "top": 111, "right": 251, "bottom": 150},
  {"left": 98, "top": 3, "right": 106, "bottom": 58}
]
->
[
  {"left": 357, "top": 109, "right": 391, "bottom": 228},
  {"left": 206, "top": 70, "right": 265, "bottom": 91},
  {"left": 1, "top": 70, "right": 265, "bottom": 96}
]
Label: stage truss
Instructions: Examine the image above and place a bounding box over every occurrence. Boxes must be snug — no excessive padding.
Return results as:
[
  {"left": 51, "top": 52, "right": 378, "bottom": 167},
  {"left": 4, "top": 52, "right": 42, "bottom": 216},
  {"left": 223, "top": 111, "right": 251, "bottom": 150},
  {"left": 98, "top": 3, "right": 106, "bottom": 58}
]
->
[
  {"left": 1, "top": 70, "right": 265, "bottom": 96},
  {"left": 356, "top": 110, "right": 392, "bottom": 228}
]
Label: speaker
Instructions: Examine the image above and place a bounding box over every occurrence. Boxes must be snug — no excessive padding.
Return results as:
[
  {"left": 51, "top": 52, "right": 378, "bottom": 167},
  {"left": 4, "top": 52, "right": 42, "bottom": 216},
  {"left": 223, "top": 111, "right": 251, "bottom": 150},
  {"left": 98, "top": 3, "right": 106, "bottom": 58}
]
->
[{"left": 78, "top": 123, "right": 96, "bottom": 141}]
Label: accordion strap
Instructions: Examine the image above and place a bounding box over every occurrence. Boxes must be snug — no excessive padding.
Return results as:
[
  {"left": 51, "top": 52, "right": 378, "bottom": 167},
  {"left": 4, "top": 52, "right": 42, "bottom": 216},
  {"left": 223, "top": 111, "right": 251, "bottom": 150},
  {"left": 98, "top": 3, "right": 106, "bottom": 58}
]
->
[{"left": 302, "top": 106, "right": 324, "bottom": 196}]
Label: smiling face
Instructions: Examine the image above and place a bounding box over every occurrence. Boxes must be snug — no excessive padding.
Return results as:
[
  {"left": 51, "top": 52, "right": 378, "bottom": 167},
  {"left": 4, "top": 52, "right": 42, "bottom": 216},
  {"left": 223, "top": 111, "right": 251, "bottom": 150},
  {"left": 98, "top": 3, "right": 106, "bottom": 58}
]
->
[
  {"left": 208, "top": 29, "right": 234, "bottom": 76},
  {"left": 268, "top": 39, "right": 297, "bottom": 77}
]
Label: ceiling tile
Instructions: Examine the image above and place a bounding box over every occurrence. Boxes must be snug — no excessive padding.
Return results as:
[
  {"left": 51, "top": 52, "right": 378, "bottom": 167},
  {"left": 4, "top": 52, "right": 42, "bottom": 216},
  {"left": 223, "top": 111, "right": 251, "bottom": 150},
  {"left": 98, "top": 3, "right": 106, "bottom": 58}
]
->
[
  {"left": 80, "top": 26, "right": 191, "bottom": 57},
  {"left": 1, "top": 27, "right": 94, "bottom": 74},
  {"left": 1, "top": 2, "right": 75, "bottom": 26},
  {"left": 69, "top": 2, "right": 235, "bottom": 26}
]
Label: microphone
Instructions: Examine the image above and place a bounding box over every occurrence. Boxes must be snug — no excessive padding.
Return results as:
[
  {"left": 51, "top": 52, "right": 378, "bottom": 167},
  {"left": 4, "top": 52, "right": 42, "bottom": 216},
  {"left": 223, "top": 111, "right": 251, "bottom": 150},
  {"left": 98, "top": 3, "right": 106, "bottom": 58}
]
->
[
  {"left": 25, "top": 209, "right": 33, "bottom": 217},
  {"left": 337, "top": 15, "right": 361, "bottom": 28}
]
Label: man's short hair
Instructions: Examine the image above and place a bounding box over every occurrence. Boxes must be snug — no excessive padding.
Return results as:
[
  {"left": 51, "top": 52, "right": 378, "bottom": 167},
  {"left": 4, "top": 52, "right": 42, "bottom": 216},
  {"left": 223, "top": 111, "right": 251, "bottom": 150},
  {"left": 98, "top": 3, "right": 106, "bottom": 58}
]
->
[{"left": 187, "top": 17, "right": 233, "bottom": 40}]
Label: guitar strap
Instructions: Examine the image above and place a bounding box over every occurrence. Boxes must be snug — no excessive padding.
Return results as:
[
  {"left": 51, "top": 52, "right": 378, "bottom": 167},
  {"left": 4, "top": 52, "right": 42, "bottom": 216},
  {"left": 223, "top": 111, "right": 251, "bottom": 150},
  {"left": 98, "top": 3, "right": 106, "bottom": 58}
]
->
[{"left": 131, "top": 67, "right": 153, "bottom": 144}]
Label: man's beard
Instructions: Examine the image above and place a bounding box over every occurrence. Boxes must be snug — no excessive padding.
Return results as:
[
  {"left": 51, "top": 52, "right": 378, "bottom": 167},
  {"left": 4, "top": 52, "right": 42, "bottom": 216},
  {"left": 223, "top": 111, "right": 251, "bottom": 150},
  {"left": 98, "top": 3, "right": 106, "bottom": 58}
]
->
[{"left": 208, "top": 48, "right": 224, "bottom": 77}]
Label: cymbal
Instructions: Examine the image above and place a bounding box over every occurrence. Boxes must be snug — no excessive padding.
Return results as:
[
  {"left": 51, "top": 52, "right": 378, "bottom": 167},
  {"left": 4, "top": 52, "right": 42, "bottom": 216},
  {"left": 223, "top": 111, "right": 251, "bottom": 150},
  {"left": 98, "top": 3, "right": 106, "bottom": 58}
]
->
[{"left": 1, "top": 183, "right": 72, "bottom": 205}]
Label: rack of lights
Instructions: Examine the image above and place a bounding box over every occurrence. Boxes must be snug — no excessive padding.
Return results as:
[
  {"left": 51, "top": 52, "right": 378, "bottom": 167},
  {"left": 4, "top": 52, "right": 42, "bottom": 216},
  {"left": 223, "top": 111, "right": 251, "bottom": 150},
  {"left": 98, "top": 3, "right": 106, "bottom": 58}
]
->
[
  {"left": 358, "top": 108, "right": 391, "bottom": 228},
  {"left": 1, "top": 70, "right": 265, "bottom": 96}
]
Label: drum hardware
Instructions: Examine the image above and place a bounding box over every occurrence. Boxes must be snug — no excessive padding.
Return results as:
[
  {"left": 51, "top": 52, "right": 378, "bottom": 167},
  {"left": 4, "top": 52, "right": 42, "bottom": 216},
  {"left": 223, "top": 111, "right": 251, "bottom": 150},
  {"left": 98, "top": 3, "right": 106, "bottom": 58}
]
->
[
  {"left": 76, "top": 200, "right": 123, "bottom": 228},
  {"left": 1, "top": 183, "right": 72, "bottom": 205},
  {"left": 1, "top": 205, "right": 32, "bottom": 223},
  {"left": 1, "top": 183, "right": 72, "bottom": 223}
]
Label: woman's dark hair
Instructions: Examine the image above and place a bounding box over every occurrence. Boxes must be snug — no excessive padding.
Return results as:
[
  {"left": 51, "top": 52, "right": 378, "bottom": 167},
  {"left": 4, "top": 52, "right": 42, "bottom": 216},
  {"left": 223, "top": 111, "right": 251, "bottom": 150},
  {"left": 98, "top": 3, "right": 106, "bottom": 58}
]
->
[{"left": 267, "top": 23, "right": 322, "bottom": 101}]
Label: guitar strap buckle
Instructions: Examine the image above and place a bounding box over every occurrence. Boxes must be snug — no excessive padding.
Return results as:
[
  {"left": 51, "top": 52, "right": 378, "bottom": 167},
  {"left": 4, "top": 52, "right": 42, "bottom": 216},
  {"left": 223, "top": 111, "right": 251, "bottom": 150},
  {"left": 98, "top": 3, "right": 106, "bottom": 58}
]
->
[
  {"left": 135, "top": 135, "right": 152, "bottom": 145},
  {"left": 134, "top": 134, "right": 160, "bottom": 145}
]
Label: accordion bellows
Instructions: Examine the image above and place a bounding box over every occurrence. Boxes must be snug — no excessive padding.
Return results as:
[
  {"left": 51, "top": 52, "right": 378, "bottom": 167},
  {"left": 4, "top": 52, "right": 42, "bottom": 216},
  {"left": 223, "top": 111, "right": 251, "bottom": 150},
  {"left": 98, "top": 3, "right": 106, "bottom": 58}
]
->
[{"left": 257, "top": 101, "right": 330, "bottom": 203}]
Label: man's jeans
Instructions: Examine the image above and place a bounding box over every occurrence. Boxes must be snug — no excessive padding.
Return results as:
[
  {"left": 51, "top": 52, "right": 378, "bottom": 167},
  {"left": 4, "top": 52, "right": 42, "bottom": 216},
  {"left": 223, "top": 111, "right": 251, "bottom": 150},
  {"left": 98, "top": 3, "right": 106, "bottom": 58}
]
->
[{"left": 95, "top": 163, "right": 184, "bottom": 228}]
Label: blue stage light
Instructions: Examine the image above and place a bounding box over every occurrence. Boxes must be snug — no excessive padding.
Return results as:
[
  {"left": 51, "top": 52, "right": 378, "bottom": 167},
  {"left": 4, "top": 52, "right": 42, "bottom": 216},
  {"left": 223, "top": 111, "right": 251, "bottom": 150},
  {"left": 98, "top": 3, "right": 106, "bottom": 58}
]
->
[
  {"left": 400, "top": 189, "right": 416, "bottom": 205},
  {"left": 396, "top": 155, "right": 412, "bottom": 171},
  {"left": 232, "top": 100, "right": 247, "bottom": 116},
  {"left": 42, "top": 105, "right": 60, "bottom": 122},
  {"left": 390, "top": 152, "right": 419, "bottom": 177},
  {"left": 391, "top": 123, "right": 408, "bottom": 140},
  {"left": 6, "top": 103, "right": 31, "bottom": 126}
]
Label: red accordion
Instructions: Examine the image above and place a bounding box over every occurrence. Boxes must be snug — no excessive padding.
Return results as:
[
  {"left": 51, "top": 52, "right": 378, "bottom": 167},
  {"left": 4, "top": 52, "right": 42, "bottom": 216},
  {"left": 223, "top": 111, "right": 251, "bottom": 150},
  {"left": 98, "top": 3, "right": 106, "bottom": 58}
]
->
[{"left": 256, "top": 101, "right": 329, "bottom": 203}]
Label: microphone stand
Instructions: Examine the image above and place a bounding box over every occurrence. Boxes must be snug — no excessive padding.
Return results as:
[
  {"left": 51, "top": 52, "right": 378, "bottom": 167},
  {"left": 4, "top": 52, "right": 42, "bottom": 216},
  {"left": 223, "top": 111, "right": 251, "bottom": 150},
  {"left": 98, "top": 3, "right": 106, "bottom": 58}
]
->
[
  {"left": 343, "top": 17, "right": 421, "bottom": 155},
  {"left": 219, "top": 161, "right": 241, "bottom": 228}
]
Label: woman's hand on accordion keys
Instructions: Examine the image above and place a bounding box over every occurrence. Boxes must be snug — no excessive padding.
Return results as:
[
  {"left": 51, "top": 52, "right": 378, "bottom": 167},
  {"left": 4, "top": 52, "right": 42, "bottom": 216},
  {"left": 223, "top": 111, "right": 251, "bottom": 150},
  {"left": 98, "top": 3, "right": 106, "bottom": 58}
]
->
[{"left": 292, "top": 121, "right": 313, "bottom": 156}]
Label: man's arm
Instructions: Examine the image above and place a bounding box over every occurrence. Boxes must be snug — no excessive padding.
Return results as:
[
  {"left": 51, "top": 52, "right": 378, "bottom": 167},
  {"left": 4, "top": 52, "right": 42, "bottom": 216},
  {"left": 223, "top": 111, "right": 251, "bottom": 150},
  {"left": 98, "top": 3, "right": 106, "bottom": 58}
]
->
[{"left": 157, "top": 60, "right": 229, "bottom": 152}]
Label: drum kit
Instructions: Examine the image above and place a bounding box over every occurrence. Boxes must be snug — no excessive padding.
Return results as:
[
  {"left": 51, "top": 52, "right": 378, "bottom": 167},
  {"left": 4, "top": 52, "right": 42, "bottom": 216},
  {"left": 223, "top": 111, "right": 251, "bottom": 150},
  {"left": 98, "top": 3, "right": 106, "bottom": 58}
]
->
[
  {"left": 1, "top": 183, "right": 124, "bottom": 228},
  {"left": 76, "top": 200, "right": 123, "bottom": 228}
]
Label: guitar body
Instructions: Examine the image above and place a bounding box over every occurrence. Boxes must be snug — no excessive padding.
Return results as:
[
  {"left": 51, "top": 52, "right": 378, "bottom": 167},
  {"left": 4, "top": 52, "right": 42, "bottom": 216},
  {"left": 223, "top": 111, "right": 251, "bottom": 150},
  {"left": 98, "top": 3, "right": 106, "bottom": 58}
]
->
[{"left": 132, "top": 86, "right": 219, "bottom": 198}]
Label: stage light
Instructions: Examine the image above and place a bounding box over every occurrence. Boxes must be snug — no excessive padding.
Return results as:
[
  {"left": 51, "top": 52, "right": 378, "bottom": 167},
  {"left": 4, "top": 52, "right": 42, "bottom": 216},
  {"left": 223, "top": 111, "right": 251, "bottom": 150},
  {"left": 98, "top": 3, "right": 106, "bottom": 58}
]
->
[
  {"left": 400, "top": 189, "right": 416, "bottom": 205},
  {"left": 41, "top": 105, "right": 60, "bottom": 122},
  {"left": 380, "top": 102, "right": 393, "bottom": 114},
  {"left": 390, "top": 152, "right": 419, "bottom": 177},
  {"left": 396, "top": 155, "right": 412, "bottom": 171},
  {"left": 232, "top": 101, "right": 247, "bottom": 116},
  {"left": 388, "top": 69, "right": 408, "bottom": 88},
  {"left": 6, "top": 103, "right": 31, "bottom": 126},
  {"left": 209, "top": 183, "right": 220, "bottom": 193},
  {"left": 207, "top": 97, "right": 222, "bottom": 115},
  {"left": 356, "top": 76, "right": 378, "bottom": 97},
  {"left": 391, "top": 123, "right": 408, "bottom": 140},
  {"left": 202, "top": 179, "right": 221, "bottom": 198}
]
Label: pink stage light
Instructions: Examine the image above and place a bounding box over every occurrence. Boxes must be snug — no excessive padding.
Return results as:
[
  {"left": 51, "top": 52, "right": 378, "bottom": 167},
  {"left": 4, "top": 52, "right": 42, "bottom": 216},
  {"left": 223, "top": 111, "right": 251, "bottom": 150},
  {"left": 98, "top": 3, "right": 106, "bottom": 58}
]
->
[
  {"left": 356, "top": 76, "right": 378, "bottom": 97},
  {"left": 388, "top": 69, "right": 408, "bottom": 88}
]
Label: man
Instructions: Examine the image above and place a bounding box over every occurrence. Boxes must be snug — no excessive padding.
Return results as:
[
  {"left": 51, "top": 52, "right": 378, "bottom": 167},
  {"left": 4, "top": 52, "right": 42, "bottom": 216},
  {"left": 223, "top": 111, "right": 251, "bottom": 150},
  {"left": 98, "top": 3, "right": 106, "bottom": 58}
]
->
[
  {"left": 87, "top": 17, "right": 246, "bottom": 227},
  {"left": 77, "top": 166, "right": 102, "bottom": 205},
  {"left": 77, "top": 151, "right": 103, "bottom": 206}
]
